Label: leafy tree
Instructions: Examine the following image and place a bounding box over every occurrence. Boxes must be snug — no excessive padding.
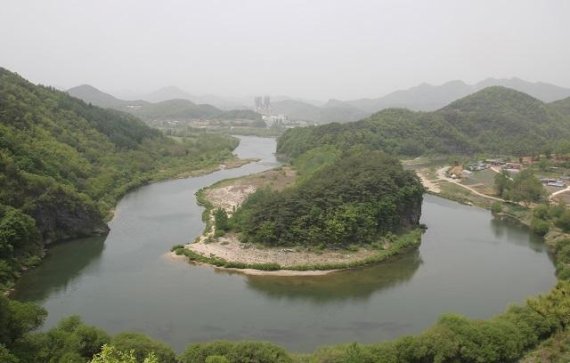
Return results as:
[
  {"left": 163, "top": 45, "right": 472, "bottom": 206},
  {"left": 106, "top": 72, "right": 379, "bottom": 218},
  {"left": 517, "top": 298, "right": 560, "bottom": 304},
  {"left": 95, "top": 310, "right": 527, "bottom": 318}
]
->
[
  {"left": 110, "top": 332, "right": 176, "bottom": 363},
  {"left": 0, "top": 295, "right": 46, "bottom": 357},
  {"left": 556, "top": 210, "right": 570, "bottom": 232},
  {"left": 494, "top": 170, "right": 512, "bottom": 199},
  {"left": 90, "top": 344, "right": 158, "bottom": 363},
  {"left": 510, "top": 169, "right": 546, "bottom": 206},
  {"left": 180, "top": 341, "right": 292, "bottom": 363},
  {"left": 213, "top": 208, "right": 229, "bottom": 234}
]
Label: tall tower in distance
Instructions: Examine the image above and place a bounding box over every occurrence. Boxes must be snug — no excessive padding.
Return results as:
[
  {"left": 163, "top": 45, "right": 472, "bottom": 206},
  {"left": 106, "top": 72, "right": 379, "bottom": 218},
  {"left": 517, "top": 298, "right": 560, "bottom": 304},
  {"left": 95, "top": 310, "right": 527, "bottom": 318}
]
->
[
  {"left": 254, "top": 95, "right": 271, "bottom": 115},
  {"left": 254, "top": 96, "right": 262, "bottom": 111},
  {"left": 263, "top": 95, "right": 271, "bottom": 111}
]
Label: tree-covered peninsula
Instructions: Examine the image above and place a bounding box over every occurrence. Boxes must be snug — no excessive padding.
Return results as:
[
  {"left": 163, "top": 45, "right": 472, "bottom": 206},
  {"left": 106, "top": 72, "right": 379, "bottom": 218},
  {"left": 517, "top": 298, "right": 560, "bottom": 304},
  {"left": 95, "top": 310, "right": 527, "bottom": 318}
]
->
[
  {"left": 173, "top": 150, "right": 424, "bottom": 273},
  {"left": 230, "top": 151, "right": 424, "bottom": 248},
  {"left": 0, "top": 68, "right": 240, "bottom": 289}
]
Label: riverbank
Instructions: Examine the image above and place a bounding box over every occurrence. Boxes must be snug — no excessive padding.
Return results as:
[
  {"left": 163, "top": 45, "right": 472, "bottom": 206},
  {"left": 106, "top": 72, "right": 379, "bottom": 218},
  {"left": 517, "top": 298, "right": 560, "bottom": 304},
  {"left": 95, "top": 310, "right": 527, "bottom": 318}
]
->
[
  {"left": 415, "top": 165, "right": 570, "bottom": 252},
  {"left": 172, "top": 229, "right": 422, "bottom": 275}
]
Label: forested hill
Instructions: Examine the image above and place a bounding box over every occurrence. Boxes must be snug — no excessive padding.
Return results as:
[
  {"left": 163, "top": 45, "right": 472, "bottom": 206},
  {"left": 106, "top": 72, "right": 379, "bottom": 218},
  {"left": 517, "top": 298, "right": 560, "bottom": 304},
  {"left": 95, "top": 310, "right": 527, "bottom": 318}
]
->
[
  {"left": 277, "top": 86, "right": 570, "bottom": 159},
  {"left": 230, "top": 151, "right": 423, "bottom": 247},
  {"left": 68, "top": 84, "right": 261, "bottom": 121},
  {"left": 548, "top": 96, "right": 570, "bottom": 118},
  {"left": 0, "top": 68, "right": 239, "bottom": 289}
]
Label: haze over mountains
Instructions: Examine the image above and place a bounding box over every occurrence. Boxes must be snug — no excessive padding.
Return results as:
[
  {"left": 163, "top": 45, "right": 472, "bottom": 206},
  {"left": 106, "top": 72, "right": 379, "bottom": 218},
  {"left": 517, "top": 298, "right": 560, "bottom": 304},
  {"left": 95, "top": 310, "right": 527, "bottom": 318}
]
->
[
  {"left": 68, "top": 77, "right": 570, "bottom": 125},
  {"left": 67, "top": 85, "right": 260, "bottom": 122},
  {"left": 344, "top": 78, "right": 570, "bottom": 114},
  {"left": 269, "top": 77, "right": 570, "bottom": 123}
]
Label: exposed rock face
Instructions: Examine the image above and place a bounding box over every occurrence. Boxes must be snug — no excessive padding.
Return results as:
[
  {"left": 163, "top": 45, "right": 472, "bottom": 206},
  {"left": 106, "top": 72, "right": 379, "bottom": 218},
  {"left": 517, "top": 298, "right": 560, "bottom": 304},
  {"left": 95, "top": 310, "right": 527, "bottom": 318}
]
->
[
  {"left": 399, "top": 195, "right": 423, "bottom": 229},
  {"left": 28, "top": 190, "right": 109, "bottom": 244}
]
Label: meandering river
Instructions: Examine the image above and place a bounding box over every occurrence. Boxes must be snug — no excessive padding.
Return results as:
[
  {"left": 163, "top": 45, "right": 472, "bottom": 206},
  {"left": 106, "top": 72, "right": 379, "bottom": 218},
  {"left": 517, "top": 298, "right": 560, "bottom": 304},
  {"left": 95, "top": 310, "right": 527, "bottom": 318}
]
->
[{"left": 13, "top": 136, "right": 556, "bottom": 352}]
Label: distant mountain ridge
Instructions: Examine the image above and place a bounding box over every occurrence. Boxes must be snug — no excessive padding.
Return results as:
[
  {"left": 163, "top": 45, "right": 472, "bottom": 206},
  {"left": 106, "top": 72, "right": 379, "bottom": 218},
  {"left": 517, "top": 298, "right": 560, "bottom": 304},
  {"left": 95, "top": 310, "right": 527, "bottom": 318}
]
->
[
  {"left": 256, "top": 78, "right": 570, "bottom": 124},
  {"left": 70, "top": 77, "right": 570, "bottom": 124},
  {"left": 345, "top": 78, "right": 570, "bottom": 114},
  {"left": 113, "top": 86, "right": 248, "bottom": 110},
  {"left": 277, "top": 86, "right": 570, "bottom": 158},
  {"left": 67, "top": 85, "right": 260, "bottom": 121}
]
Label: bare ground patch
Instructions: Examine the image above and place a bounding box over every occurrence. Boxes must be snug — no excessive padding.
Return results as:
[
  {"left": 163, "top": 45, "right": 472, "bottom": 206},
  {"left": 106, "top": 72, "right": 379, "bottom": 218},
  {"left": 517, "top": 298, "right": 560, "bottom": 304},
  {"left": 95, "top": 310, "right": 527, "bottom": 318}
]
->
[
  {"left": 189, "top": 233, "right": 382, "bottom": 269},
  {"left": 204, "top": 166, "right": 297, "bottom": 212}
]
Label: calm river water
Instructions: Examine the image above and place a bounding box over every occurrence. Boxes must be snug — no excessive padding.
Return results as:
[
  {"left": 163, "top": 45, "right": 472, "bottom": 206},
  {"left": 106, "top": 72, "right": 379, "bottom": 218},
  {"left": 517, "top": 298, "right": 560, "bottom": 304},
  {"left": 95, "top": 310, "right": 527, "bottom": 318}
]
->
[{"left": 13, "top": 136, "right": 556, "bottom": 353}]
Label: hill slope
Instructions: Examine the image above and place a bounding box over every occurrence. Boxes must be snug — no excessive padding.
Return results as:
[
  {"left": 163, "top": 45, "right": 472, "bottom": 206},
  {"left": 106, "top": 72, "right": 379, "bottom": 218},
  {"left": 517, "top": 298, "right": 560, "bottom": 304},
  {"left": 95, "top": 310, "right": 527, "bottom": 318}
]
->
[
  {"left": 67, "top": 84, "right": 129, "bottom": 108},
  {"left": 277, "top": 87, "right": 570, "bottom": 159},
  {"left": 0, "top": 68, "right": 239, "bottom": 288},
  {"left": 68, "top": 85, "right": 260, "bottom": 121}
]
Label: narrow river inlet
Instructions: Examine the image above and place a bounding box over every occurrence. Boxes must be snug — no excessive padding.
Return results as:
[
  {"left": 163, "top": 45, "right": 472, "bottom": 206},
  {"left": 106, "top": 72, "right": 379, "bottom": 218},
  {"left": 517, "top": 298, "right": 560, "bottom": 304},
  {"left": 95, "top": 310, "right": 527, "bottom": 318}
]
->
[{"left": 13, "top": 136, "right": 557, "bottom": 353}]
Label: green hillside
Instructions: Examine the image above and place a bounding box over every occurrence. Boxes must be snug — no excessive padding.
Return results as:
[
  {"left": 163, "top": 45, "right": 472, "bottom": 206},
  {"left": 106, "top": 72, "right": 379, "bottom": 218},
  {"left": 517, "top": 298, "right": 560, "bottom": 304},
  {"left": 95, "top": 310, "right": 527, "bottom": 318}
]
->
[
  {"left": 0, "top": 68, "right": 239, "bottom": 289},
  {"left": 548, "top": 96, "right": 570, "bottom": 118},
  {"left": 277, "top": 87, "right": 570, "bottom": 159},
  {"left": 127, "top": 98, "right": 221, "bottom": 120}
]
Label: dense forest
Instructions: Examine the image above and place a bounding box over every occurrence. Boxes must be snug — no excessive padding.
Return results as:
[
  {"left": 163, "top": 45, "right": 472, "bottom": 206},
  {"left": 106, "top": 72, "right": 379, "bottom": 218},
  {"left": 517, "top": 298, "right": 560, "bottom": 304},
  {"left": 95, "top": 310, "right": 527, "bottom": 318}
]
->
[
  {"left": 277, "top": 87, "right": 570, "bottom": 159},
  {"left": 0, "top": 68, "right": 239, "bottom": 289},
  {"left": 229, "top": 151, "right": 423, "bottom": 247}
]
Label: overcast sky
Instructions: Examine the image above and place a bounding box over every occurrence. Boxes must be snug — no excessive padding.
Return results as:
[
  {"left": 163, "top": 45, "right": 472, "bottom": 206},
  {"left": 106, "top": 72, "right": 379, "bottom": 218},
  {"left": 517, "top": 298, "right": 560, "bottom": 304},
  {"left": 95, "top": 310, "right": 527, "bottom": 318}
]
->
[{"left": 1, "top": 0, "right": 569, "bottom": 100}]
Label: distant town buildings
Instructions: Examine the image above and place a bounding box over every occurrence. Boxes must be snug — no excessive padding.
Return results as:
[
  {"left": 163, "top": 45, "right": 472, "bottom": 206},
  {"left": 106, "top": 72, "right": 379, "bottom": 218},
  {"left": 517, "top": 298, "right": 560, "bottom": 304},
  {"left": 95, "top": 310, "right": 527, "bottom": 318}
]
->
[
  {"left": 253, "top": 95, "right": 315, "bottom": 128},
  {"left": 254, "top": 95, "right": 271, "bottom": 114}
]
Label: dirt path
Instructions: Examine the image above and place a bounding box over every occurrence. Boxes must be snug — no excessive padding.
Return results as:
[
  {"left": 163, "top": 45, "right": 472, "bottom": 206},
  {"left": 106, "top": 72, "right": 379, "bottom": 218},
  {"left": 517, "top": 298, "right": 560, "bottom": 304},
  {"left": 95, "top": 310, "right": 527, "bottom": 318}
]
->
[
  {"left": 435, "top": 166, "right": 504, "bottom": 202},
  {"left": 550, "top": 186, "right": 570, "bottom": 202},
  {"left": 416, "top": 169, "right": 441, "bottom": 193}
]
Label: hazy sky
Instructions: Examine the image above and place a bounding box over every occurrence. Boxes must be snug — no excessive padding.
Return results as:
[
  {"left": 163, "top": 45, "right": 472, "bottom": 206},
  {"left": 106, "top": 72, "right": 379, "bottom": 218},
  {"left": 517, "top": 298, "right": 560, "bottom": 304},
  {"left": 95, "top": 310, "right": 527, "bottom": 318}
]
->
[{"left": 1, "top": 0, "right": 569, "bottom": 100}]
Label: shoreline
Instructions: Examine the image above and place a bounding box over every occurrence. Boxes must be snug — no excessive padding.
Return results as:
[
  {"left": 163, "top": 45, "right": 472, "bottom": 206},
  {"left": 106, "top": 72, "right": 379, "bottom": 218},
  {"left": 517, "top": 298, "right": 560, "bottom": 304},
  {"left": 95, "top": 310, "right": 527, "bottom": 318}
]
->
[
  {"left": 5, "top": 155, "right": 256, "bottom": 294},
  {"left": 172, "top": 164, "right": 423, "bottom": 275},
  {"left": 164, "top": 252, "right": 336, "bottom": 276},
  {"left": 170, "top": 232, "right": 421, "bottom": 276}
]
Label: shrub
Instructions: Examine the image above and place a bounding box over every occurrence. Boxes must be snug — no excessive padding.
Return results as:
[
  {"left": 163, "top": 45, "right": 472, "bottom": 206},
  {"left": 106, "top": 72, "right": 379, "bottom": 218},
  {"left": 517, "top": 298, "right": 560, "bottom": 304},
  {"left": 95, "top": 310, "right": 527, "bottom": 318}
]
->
[
  {"left": 530, "top": 218, "right": 550, "bottom": 236},
  {"left": 110, "top": 333, "right": 176, "bottom": 363},
  {"left": 205, "top": 356, "right": 229, "bottom": 363},
  {"left": 533, "top": 204, "right": 549, "bottom": 219},
  {"left": 180, "top": 341, "right": 292, "bottom": 363},
  {"left": 555, "top": 210, "right": 570, "bottom": 232}
]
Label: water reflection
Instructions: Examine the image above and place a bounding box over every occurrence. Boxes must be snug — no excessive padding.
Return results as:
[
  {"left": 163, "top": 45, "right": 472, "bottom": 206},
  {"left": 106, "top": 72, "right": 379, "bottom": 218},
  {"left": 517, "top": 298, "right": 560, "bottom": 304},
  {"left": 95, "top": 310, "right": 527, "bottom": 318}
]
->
[
  {"left": 244, "top": 251, "right": 422, "bottom": 303},
  {"left": 490, "top": 219, "right": 548, "bottom": 253},
  {"left": 12, "top": 236, "right": 106, "bottom": 302}
]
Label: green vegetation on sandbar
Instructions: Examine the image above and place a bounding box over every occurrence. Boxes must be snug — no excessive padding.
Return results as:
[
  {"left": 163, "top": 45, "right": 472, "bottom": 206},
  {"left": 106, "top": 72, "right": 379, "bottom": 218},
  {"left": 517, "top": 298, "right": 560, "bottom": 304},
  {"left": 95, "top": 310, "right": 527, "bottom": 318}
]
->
[
  {"left": 0, "top": 68, "right": 239, "bottom": 291},
  {"left": 172, "top": 229, "right": 422, "bottom": 272}
]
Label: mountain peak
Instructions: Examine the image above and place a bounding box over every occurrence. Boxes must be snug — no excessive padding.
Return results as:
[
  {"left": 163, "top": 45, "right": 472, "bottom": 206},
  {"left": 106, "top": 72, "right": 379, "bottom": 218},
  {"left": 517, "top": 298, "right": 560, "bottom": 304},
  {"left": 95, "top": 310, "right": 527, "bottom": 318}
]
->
[
  {"left": 443, "top": 86, "right": 545, "bottom": 115},
  {"left": 67, "top": 84, "right": 124, "bottom": 107}
]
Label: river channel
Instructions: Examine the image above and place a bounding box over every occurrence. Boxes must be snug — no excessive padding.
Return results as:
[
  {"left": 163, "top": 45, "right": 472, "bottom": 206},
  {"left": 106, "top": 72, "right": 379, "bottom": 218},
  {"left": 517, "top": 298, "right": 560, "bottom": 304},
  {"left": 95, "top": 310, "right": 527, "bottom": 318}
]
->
[{"left": 13, "top": 136, "right": 557, "bottom": 353}]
